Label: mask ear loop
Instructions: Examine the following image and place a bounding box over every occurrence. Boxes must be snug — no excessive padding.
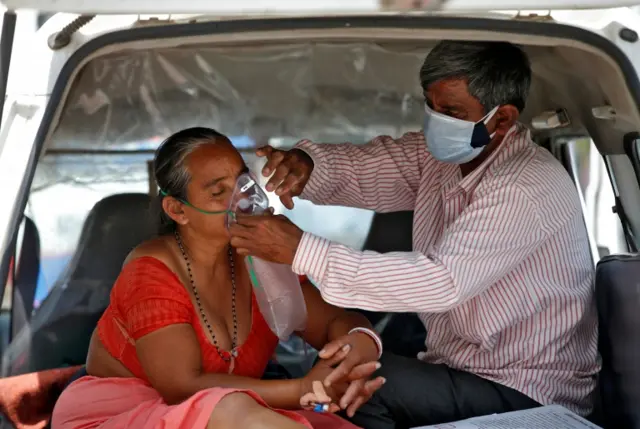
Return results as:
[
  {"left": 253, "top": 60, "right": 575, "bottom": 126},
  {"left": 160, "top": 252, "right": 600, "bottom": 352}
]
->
[
  {"left": 480, "top": 105, "right": 501, "bottom": 139},
  {"left": 480, "top": 105, "right": 501, "bottom": 125},
  {"left": 159, "top": 189, "right": 229, "bottom": 215}
]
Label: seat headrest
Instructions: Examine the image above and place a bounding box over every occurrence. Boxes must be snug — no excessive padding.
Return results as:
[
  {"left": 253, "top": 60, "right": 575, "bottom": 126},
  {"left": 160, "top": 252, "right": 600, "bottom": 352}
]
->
[{"left": 56, "top": 193, "right": 155, "bottom": 287}]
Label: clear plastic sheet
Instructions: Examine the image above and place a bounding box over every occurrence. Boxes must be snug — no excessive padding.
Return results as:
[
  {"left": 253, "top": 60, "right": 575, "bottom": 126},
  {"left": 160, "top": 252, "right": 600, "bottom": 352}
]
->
[
  {"left": 48, "top": 42, "right": 426, "bottom": 152},
  {"left": 31, "top": 154, "right": 151, "bottom": 192},
  {"left": 7, "top": 42, "right": 424, "bottom": 375}
]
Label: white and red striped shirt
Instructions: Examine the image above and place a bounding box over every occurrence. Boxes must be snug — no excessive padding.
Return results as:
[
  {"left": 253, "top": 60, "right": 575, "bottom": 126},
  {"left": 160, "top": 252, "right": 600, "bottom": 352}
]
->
[{"left": 292, "top": 125, "right": 600, "bottom": 415}]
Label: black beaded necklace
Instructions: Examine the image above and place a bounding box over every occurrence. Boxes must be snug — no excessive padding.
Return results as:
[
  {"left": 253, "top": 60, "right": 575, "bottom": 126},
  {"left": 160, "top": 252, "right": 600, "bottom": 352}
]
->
[{"left": 174, "top": 230, "right": 239, "bottom": 370}]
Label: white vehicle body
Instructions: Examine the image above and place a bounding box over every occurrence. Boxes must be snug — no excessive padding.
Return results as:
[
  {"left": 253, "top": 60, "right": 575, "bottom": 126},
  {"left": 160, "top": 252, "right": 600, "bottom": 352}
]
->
[{"left": 0, "top": 1, "right": 639, "bottom": 427}]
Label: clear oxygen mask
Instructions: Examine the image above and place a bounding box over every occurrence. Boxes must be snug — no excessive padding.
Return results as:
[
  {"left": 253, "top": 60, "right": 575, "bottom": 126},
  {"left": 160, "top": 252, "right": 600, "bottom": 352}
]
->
[{"left": 226, "top": 171, "right": 270, "bottom": 229}]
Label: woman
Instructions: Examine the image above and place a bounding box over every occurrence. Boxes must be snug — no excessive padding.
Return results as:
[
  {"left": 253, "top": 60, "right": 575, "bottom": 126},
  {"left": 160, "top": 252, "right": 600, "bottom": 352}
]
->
[{"left": 51, "top": 127, "right": 385, "bottom": 429}]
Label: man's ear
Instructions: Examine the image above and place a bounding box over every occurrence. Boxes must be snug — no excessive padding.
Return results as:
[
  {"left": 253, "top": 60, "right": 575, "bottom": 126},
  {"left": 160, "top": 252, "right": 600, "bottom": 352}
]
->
[
  {"left": 491, "top": 105, "right": 520, "bottom": 139},
  {"left": 162, "top": 197, "right": 189, "bottom": 226}
]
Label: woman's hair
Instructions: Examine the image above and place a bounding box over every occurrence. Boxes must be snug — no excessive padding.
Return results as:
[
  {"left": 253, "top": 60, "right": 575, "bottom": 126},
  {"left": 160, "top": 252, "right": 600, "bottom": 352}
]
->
[{"left": 152, "top": 127, "right": 228, "bottom": 235}]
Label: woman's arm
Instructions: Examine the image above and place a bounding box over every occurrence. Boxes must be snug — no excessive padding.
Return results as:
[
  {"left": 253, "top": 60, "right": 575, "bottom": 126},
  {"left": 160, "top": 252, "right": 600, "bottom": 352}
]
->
[
  {"left": 295, "top": 279, "right": 385, "bottom": 415},
  {"left": 296, "top": 279, "right": 380, "bottom": 359},
  {"left": 135, "top": 324, "right": 302, "bottom": 407}
]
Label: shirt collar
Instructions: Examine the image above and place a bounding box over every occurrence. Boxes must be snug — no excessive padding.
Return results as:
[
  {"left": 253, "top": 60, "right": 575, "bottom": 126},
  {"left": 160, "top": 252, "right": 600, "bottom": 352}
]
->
[{"left": 442, "top": 124, "right": 531, "bottom": 199}]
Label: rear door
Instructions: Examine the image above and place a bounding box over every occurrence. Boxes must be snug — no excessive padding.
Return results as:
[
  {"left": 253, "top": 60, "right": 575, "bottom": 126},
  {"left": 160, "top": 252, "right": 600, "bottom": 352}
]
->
[{"left": 2, "top": 0, "right": 640, "bottom": 14}]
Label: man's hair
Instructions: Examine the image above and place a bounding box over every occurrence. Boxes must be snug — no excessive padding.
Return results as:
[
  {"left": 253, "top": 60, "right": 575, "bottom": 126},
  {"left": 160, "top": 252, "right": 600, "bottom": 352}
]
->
[{"left": 419, "top": 41, "right": 532, "bottom": 112}]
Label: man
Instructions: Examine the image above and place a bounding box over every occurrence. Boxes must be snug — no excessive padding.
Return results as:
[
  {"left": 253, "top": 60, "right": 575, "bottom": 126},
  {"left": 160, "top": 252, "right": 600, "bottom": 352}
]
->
[{"left": 229, "top": 41, "right": 599, "bottom": 428}]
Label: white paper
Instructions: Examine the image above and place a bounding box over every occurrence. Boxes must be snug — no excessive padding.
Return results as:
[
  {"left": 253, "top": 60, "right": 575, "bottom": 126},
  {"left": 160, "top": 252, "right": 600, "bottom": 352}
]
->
[{"left": 411, "top": 405, "right": 602, "bottom": 429}]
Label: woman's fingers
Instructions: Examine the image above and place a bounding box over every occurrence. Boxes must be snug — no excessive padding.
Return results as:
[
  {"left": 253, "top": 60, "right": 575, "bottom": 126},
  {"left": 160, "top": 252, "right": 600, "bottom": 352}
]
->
[
  {"left": 320, "top": 342, "right": 351, "bottom": 366},
  {"left": 301, "top": 394, "right": 340, "bottom": 413},
  {"left": 301, "top": 382, "right": 341, "bottom": 413},
  {"left": 346, "top": 361, "right": 381, "bottom": 381},
  {"left": 346, "top": 396, "right": 367, "bottom": 418},
  {"left": 300, "top": 392, "right": 317, "bottom": 408},
  {"left": 339, "top": 379, "right": 364, "bottom": 409},
  {"left": 340, "top": 376, "right": 386, "bottom": 417},
  {"left": 312, "top": 380, "right": 332, "bottom": 404},
  {"left": 364, "top": 376, "right": 386, "bottom": 395},
  {"left": 328, "top": 403, "right": 341, "bottom": 413}
]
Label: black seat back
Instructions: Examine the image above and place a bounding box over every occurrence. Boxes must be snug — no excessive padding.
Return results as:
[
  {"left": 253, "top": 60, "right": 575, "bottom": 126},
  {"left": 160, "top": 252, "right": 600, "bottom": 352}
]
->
[
  {"left": 358, "top": 211, "right": 414, "bottom": 326},
  {"left": 360, "top": 211, "right": 426, "bottom": 358},
  {"left": 596, "top": 253, "right": 640, "bottom": 428},
  {"left": 2, "top": 193, "right": 155, "bottom": 375},
  {"left": 363, "top": 211, "right": 414, "bottom": 253}
]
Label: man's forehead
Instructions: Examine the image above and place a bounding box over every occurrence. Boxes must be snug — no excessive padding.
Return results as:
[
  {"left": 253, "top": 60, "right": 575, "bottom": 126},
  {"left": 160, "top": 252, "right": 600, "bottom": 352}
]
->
[
  {"left": 425, "top": 79, "right": 470, "bottom": 101},
  {"left": 426, "top": 79, "right": 488, "bottom": 114}
]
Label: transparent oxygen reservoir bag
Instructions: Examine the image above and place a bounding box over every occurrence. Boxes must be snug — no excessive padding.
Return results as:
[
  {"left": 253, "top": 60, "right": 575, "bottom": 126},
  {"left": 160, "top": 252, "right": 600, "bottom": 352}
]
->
[{"left": 227, "top": 171, "right": 307, "bottom": 340}]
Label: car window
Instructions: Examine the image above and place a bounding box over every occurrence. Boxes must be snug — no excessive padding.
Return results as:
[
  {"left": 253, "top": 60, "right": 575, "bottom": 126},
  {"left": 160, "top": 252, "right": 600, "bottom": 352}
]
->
[{"left": 567, "top": 137, "right": 626, "bottom": 256}]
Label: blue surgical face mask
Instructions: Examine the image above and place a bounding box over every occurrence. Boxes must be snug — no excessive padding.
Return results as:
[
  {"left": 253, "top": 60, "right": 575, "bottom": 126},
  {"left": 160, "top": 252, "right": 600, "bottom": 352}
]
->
[{"left": 423, "top": 103, "right": 500, "bottom": 164}]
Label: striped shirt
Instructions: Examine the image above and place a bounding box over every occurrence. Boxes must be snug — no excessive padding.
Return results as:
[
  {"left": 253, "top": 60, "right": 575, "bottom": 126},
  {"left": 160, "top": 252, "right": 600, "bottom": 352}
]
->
[{"left": 291, "top": 125, "right": 600, "bottom": 415}]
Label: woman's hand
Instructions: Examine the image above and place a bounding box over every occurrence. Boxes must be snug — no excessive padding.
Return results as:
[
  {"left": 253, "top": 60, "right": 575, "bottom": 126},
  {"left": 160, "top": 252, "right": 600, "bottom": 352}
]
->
[
  {"left": 320, "top": 331, "right": 380, "bottom": 386},
  {"left": 319, "top": 332, "right": 386, "bottom": 416},
  {"left": 299, "top": 380, "right": 341, "bottom": 414},
  {"left": 298, "top": 360, "right": 346, "bottom": 412}
]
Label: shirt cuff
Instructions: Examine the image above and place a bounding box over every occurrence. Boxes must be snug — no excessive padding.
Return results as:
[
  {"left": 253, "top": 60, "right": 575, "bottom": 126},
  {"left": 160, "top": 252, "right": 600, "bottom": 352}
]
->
[{"left": 292, "top": 232, "right": 331, "bottom": 284}]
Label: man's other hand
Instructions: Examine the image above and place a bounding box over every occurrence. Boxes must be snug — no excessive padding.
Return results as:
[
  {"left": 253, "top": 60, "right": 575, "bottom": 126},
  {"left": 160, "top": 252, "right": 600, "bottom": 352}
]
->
[{"left": 257, "top": 146, "right": 314, "bottom": 209}]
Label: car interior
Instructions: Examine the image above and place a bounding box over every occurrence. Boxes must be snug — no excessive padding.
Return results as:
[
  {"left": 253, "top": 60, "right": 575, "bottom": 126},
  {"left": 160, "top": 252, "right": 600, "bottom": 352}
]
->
[{"left": 1, "top": 14, "right": 640, "bottom": 429}]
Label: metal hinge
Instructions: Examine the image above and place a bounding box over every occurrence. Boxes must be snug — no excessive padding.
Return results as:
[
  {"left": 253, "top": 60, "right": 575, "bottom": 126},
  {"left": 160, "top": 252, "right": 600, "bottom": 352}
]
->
[
  {"left": 135, "top": 15, "right": 176, "bottom": 26},
  {"left": 514, "top": 10, "right": 553, "bottom": 22}
]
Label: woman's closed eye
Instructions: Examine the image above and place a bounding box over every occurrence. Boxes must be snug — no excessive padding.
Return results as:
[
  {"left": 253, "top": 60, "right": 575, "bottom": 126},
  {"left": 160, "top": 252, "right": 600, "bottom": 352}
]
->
[{"left": 211, "top": 188, "right": 226, "bottom": 197}]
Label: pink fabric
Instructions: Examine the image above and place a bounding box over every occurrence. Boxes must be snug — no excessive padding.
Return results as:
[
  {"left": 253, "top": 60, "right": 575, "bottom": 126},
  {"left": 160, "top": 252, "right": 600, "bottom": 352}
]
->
[
  {"left": 51, "top": 376, "right": 360, "bottom": 429},
  {"left": 292, "top": 125, "right": 599, "bottom": 415}
]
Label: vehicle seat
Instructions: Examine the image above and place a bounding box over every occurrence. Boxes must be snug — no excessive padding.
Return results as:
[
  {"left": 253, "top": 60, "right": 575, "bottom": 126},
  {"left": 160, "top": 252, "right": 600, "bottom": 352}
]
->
[
  {"left": 595, "top": 253, "right": 640, "bottom": 428},
  {"left": 359, "top": 211, "right": 426, "bottom": 358},
  {"left": 10, "top": 216, "right": 41, "bottom": 340},
  {"left": 2, "top": 193, "right": 155, "bottom": 376}
]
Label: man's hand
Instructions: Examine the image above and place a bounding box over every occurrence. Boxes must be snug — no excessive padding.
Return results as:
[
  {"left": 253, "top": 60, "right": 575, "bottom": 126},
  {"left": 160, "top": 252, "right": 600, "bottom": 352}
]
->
[
  {"left": 319, "top": 333, "right": 386, "bottom": 416},
  {"left": 257, "top": 146, "right": 314, "bottom": 209},
  {"left": 229, "top": 212, "right": 303, "bottom": 265}
]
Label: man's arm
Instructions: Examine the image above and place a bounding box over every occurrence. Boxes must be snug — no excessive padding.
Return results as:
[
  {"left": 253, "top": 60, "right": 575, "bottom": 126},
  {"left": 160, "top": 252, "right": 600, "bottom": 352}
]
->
[
  {"left": 295, "top": 132, "right": 429, "bottom": 212},
  {"left": 293, "top": 184, "right": 552, "bottom": 313}
]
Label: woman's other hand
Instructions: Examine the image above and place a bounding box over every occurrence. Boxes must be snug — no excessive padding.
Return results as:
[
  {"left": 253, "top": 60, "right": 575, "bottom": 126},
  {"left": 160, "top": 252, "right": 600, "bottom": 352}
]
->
[
  {"left": 299, "top": 380, "right": 341, "bottom": 414},
  {"left": 298, "top": 361, "right": 345, "bottom": 411},
  {"left": 319, "top": 332, "right": 386, "bottom": 416},
  {"left": 320, "top": 331, "right": 380, "bottom": 386}
]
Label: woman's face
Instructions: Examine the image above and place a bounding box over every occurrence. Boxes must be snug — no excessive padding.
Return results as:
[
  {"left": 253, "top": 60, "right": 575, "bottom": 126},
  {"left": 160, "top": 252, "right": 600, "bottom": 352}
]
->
[{"left": 170, "top": 138, "right": 246, "bottom": 239}]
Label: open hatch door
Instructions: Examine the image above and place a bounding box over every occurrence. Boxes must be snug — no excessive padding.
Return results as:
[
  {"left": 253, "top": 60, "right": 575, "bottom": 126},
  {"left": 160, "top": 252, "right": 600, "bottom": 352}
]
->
[{"left": 2, "top": 0, "right": 640, "bottom": 14}]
